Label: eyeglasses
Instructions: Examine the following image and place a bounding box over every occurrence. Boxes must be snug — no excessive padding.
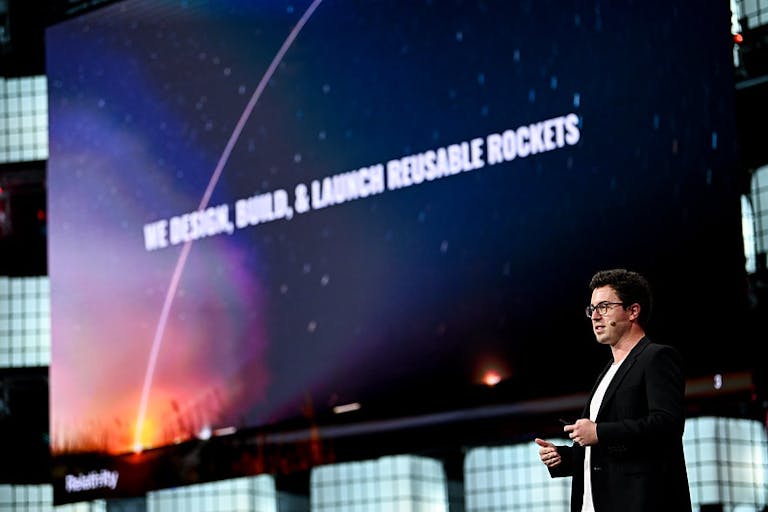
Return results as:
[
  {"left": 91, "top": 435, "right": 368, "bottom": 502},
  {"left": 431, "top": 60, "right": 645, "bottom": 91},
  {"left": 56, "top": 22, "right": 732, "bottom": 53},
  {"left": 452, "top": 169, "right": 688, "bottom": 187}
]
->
[{"left": 585, "top": 301, "right": 625, "bottom": 318}]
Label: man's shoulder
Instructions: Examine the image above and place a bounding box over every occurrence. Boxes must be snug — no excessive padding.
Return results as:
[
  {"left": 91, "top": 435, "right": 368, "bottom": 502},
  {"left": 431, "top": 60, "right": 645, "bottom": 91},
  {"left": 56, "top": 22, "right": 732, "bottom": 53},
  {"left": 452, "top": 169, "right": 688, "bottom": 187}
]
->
[
  {"left": 632, "top": 339, "right": 684, "bottom": 371},
  {"left": 633, "top": 337, "right": 680, "bottom": 358}
]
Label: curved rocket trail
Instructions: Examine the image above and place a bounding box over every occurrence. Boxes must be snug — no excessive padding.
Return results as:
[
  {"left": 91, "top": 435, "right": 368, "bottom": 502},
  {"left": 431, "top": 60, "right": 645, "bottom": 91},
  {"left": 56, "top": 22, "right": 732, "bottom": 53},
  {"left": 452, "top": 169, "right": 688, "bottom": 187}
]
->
[{"left": 133, "top": 0, "right": 325, "bottom": 452}]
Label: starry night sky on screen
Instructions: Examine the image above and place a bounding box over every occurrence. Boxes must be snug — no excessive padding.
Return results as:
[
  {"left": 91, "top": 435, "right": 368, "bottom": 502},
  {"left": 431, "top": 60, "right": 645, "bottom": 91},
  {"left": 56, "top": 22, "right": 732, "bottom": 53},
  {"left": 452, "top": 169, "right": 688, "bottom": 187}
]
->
[{"left": 47, "top": 0, "right": 745, "bottom": 459}]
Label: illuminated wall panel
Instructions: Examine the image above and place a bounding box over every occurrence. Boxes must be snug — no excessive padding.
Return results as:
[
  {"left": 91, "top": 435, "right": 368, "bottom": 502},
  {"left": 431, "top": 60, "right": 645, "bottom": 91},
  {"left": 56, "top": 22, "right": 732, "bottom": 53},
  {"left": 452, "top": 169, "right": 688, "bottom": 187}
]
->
[
  {"left": 464, "top": 442, "right": 570, "bottom": 512},
  {"left": 310, "top": 455, "right": 448, "bottom": 512},
  {"left": 147, "top": 475, "right": 276, "bottom": 512},
  {"left": 0, "top": 277, "right": 50, "bottom": 368},
  {"left": 0, "top": 76, "right": 48, "bottom": 164},
  {"left": 684, "top": 416, "right": 768, "bottom": 511}
]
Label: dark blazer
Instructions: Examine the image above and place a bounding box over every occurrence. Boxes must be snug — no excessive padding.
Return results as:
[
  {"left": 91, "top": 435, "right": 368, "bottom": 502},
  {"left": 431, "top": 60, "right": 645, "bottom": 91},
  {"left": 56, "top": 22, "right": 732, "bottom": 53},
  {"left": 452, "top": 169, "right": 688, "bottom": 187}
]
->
[{"left": 549, "top": 337, "right": 692, "bottom": 512}]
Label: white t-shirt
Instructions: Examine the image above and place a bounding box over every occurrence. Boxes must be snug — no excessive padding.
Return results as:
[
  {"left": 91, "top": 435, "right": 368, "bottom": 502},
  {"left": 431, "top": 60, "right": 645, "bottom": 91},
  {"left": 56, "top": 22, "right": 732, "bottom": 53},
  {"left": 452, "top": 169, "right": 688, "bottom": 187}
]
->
[{"left": 581, "top": 358, "right": 625, "bottom": 512}]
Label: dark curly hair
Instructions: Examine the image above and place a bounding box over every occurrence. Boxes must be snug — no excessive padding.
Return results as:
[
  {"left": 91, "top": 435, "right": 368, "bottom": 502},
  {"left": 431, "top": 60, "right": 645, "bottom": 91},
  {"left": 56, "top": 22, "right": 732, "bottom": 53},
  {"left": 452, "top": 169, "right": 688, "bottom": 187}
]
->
[{"left": 589, "top": 269, "right": 652, "bottom": 328}]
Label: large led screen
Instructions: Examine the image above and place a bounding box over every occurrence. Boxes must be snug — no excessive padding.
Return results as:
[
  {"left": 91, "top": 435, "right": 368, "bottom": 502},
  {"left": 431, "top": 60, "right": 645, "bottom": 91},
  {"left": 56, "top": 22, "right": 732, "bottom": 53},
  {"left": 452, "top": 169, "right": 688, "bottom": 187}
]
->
[{"left": 47, "top": 0, "right": 746, "bottom": 503}]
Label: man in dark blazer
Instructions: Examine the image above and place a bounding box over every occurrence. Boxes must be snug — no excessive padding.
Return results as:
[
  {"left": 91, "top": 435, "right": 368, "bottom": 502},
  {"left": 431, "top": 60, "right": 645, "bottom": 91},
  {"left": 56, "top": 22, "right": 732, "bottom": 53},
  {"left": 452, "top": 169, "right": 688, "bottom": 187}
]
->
[{"left": 535, "top": 269, "right": 691, "bottom": 512}]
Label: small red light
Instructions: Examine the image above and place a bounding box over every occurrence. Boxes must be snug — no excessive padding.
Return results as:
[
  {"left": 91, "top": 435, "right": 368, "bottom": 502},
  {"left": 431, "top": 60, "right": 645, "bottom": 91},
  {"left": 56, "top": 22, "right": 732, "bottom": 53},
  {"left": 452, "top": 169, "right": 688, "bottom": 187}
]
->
[
  {"left": 37, "top": 209, "right": 46, "bottom": 221},
  {"left": 482, "top": 370, "right": 502, "bottom": 387},
  {"left": 734, "top": 33, "right": 744, "bottom": 44}
]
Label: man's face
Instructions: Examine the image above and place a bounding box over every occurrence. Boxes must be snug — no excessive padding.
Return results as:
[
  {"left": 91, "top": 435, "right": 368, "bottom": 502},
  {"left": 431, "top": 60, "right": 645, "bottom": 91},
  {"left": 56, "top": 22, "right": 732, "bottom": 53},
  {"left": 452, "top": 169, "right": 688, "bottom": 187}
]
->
[{"left": 589, "top": 285, "right": 632, "bottom": 346}]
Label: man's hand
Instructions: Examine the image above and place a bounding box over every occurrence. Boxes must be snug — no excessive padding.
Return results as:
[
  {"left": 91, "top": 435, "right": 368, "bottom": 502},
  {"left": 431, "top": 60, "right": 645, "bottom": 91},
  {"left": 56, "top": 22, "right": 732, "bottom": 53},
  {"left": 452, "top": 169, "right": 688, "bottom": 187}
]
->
[
  {"left": 534, "top": 438, "right": 562, "bottom": 468},
  {"left": 563, "top": 418, "right": 598, "bottom": 446}
]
